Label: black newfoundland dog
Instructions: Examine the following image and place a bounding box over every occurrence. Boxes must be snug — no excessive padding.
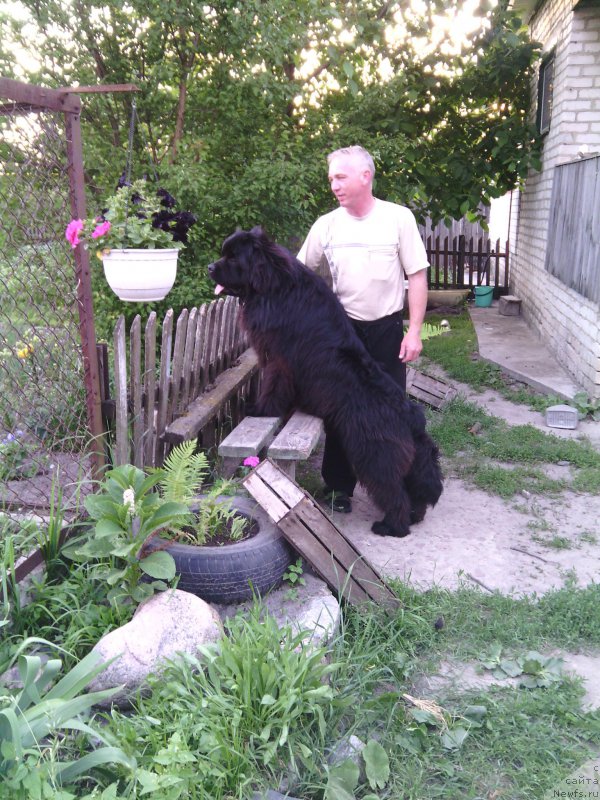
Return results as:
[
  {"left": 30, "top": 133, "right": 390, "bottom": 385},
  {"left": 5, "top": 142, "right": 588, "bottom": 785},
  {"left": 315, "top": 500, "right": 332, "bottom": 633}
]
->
[{"left": 209, "top": 227, "right": 443, "bottom": 538}]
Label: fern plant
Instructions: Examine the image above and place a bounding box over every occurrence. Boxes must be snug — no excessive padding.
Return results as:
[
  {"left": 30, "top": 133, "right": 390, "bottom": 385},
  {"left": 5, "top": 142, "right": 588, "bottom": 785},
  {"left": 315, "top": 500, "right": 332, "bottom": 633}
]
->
[
  {"left": 158, "top": 442, "right": 249, "bottom": 546},
  {"left": 159, "top": 440, "right": 209, "bottom": 505}
]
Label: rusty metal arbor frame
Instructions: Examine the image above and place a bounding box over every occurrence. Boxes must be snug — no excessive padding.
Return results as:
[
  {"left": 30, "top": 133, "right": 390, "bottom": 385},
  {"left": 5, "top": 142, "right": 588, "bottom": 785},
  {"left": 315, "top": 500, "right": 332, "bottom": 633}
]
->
[{"left": 0, "top": 78, "right": 105, "bottom": 480}]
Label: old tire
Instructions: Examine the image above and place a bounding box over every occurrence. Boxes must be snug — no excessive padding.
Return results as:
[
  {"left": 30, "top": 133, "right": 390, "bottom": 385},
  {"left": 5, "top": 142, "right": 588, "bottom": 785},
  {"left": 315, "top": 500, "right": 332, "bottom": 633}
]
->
[{"left": 156, "top": 495, "right": 294, "bottom": 604}]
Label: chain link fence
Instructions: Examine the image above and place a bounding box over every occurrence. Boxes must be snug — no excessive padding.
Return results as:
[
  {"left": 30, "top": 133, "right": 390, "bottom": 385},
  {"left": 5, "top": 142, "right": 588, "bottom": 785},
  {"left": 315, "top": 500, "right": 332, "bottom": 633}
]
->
[{"left": 0, "top": 97, "right": 93, "bottom": 517}]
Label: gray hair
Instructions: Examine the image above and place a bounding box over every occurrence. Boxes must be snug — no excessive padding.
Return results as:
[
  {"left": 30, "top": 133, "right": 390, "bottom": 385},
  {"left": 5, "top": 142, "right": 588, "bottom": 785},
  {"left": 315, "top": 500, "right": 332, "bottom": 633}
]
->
[{"left": 327, "top": 145, "right": 375, "bottom": 178}]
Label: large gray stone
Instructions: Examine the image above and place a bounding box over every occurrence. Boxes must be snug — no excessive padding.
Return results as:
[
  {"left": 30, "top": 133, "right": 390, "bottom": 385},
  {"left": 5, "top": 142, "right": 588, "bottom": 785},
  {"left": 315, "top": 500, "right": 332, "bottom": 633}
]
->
[
  {"left": 88, "top": 589, "right": 223, "bottom": 705},
  {"left": 216, "top": 571, "right": 340, "bottom": 648}
]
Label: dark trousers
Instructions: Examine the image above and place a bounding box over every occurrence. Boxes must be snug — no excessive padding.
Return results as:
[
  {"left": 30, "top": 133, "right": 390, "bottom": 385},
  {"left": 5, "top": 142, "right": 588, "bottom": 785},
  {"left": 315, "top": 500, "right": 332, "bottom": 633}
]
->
[{"left": 322, "top": 310, "right": 406, "bottom": 496}]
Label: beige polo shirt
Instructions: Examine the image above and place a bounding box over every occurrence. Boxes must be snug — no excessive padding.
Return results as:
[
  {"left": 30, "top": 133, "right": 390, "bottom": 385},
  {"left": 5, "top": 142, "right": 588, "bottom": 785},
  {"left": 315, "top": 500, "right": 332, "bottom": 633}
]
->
[{"left": 297, "top": 199, "right": 429, "bottom": 321}]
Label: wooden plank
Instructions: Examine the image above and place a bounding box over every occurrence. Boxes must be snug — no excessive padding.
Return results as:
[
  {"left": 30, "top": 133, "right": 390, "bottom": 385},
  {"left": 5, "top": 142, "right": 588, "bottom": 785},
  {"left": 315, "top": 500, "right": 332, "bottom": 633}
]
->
[
  {"left": 406, "top": 368, "right": 456, "bottom": 409},
  {"left": 144, "top": 312, "right": 157, "bottom": 467},
  {"left": 113, "top": 316, "right": 129, "bottom": 465},
  {"left": 243, "top": 471, "right": 290, "bottom": 522},
  {"left": 243, "top": 461, "right": 400, "bottom": 609},
  {"left": 277, "top": 510, "right": 373, "bottom": 606},
  {"left": 179, "top": 306, "right": 198, "bottom": 413},
  {"left": 291, "top": 499, "right": 398, "bottom": 606},
  {"left": 163, "top": 347, "right": 259, "bottom": 443},
  {"left": 218, "top": 416, "right": 282, "bottom": 458},
  {"left": 202, "top": 300, "right": 218, "bottom": 386},
  {"left": 253, "top": 458, "right": 305, "bottom": 508},
  {"left": 222, "top": 296, "right": 236, "bottom": 369},
  {"left": 130, "top": 315, "right": 143, "bottom": 468},
  {"left": 191, "top": 303, "right": 208, "bottom": 401},
  {"left": 209, "top": 299, "right": 224, "bottom": 382},
  {"left": 154, "top": 309, "right": 173, "bottom": 466},
  {"left": 268, "top": 411, "right": 324, "bottom": 460},
  {"left": 167, "top": 308, "right": 189, "bottom": 427}
]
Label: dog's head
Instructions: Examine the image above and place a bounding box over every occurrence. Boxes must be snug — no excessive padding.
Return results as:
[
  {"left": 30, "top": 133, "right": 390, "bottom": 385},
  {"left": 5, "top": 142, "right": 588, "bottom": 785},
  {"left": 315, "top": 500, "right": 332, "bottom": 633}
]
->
[{"left": 208, "top": 227, "right": 298, "bottom": 297}]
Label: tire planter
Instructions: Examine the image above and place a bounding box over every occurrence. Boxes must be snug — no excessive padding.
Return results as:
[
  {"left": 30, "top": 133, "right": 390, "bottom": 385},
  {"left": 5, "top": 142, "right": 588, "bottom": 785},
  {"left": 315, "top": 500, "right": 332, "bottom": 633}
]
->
[{"left": 145, "top": 496, "right": 294, "bottom": 604}]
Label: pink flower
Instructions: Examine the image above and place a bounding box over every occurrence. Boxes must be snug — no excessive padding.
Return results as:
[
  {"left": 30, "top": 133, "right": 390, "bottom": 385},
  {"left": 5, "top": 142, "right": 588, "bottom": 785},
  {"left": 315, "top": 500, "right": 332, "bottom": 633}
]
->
[
  {"left": 243, "top": 456, "right": 260, "bottom": 468},
  {"left": 91, "top": 220, "right": 111, "bottom": 239},
  {"left": 65, "top": 219, "right": 84, "bottom": 248}
]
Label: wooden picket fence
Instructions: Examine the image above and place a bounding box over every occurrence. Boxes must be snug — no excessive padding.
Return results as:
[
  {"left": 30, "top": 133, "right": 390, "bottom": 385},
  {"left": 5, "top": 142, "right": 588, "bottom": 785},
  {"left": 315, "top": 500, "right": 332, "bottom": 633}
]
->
[
  {"left": 98, "top": 296, "right": 252, "bottom": 468},
  {"left": 425, "top": 234, "right": 509, "bottom": 293}
]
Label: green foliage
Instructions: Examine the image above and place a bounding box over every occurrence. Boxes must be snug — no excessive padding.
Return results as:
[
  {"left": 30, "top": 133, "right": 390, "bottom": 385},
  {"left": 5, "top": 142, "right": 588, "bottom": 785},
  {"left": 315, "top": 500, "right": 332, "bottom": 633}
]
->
[
  {"left": 70, "top": 464, "right": 188, "bottom": 606},
  {"left": 156, "top": 441, "right": 249, "bottom": 545},
  {"left": 104, "top": 607, "right": 340, "bottom": 798},
  {"left": 481, "top": 644, "right": 564, "bottom": 688},
  {"left": 0, "top": 429, "right": 41, "bottom": 481},
  {"left": 428, "top": 396, "right": 600, "bottom": 497},
  {"left": 2, "top": 1, "right": 542, "bottom": 331},
  {"left": 70, "top": 179, "right": 190, "bottom": 253},
  {"left": 571, "top": 391, "right": 600, "bottom": 421},
  {"left": 0, "top": 646, "right": 135, "bottom": 792},
  {"left": 158, "top": 440, "right": 209, "bottom": 505}
]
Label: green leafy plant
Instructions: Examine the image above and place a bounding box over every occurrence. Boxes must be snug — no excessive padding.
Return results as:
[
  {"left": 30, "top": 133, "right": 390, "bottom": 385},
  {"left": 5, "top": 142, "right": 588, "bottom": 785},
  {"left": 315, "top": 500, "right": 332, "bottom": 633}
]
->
[
  {"left": 480, "top": 644, "right": 564, "bottom": 687},
  {"left": 0, "top": 644, "right": 135, "bottom": 790},
  {"left": 65, "top": 178, "right": 196, "bottom": 254},
  {"left": 105, "top": 606, "right": 340, "bottom": 798},
  {"left": 156, "top": 441, "right": 250, "bottom": 546},
  {"left": 282, "top": 558, "right": 307, "bottom": 600},
  {"left": 570, "top": 391, "right": 600, "bottom": 421},
  {"left": 70, "top": 464, "right": 189, "bottom": 606}
]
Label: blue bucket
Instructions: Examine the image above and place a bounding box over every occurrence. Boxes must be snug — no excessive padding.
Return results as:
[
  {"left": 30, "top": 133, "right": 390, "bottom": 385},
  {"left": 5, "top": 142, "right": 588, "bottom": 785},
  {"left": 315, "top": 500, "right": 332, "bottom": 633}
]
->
[{"left": 474, "top": 286, "right": 494, "bottom": 308}]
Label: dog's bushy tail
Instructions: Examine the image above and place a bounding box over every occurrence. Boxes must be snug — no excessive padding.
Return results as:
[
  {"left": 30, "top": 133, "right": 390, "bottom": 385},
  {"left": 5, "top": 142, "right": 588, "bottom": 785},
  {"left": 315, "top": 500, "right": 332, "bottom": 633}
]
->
[
  {"left": 406, "top": 399, "right": 427, "bottom": 436},
  {"left": 405, "top": 399, "right": 444, "bottom": 512}
]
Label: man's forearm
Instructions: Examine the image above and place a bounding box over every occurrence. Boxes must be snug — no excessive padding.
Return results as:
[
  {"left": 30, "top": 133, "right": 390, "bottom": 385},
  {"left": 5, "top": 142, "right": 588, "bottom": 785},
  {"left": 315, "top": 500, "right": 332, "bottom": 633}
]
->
[{"left": 406, "top": 269, "right": 428, "bottom": 332}]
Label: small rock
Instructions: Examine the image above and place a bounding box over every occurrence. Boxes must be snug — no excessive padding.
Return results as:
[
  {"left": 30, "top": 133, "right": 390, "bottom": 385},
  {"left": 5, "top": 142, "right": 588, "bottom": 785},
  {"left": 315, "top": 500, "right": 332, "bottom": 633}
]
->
[
  {"left": 557, "top": 461, "right": 571, "bottom": 467},
  {"left": 252, "top": 792, "right": 302, "bottom": 800},
  {"left": 327, "top": 734, "right": 366, "bottom": 772},
  {"left": 88, "top": 589, "right": 223, "bottom": 705},
  {"left": 469, "top": 422, "right": 482, "bottom": 435}
]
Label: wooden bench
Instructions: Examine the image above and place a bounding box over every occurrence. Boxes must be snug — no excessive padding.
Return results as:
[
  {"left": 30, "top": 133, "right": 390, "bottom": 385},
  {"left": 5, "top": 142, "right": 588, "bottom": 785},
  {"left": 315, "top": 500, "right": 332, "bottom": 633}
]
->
[
  {"left": 219, "top": 410, "right": 324, "bottom": 480},
  {"left": 164, "top": 348, "right": 259, "bottom": 446}
]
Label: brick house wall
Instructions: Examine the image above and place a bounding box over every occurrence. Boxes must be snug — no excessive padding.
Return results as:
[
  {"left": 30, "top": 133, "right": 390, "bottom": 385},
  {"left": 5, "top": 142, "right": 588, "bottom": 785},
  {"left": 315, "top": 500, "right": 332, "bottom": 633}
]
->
[{"left": 511, "top": 0, "right": 600, "bottom": 398}]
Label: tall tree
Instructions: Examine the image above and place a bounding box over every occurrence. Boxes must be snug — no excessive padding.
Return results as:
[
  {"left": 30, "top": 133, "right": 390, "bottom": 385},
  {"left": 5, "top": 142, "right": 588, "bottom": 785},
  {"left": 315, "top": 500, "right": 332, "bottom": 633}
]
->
[{"left": 1, "top": 0, "right": 541, "bottom": 328}]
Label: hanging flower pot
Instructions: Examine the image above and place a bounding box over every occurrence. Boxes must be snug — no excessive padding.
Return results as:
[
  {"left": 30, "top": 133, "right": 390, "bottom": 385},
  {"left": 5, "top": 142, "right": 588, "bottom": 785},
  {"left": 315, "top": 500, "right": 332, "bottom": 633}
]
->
[
  {"left": 102, "top": 248, "right": 180, "bottom": 302},
  {"left": 66, "top": 177, "right": 197, "bottom": 304}
]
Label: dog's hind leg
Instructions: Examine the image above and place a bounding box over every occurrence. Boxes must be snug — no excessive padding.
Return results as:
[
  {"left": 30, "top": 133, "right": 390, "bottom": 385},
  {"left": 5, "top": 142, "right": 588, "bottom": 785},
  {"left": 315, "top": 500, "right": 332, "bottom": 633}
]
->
[{"left": 366, "top": 480, "right": 413, "bottom": 538}]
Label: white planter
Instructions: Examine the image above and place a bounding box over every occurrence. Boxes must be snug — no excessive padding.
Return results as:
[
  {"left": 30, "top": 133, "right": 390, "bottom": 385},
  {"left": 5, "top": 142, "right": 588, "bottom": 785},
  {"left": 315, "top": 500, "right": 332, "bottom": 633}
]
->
[{"left": 102, "top": 248, "right": 179, "bottom": 302}]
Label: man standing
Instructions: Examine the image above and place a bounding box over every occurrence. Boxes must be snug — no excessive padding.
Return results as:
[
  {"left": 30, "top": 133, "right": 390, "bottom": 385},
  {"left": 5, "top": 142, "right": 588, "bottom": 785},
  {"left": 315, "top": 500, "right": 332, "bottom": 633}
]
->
[{"left": 298, "top": 145, "right": 429, "bottom": 513}]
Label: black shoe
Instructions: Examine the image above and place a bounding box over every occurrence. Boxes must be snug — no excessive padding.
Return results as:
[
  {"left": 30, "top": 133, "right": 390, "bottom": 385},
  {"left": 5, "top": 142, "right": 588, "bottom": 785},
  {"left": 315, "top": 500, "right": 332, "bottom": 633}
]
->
[{"left": 324, "top": 490, "right": 352, "bottom": 514}]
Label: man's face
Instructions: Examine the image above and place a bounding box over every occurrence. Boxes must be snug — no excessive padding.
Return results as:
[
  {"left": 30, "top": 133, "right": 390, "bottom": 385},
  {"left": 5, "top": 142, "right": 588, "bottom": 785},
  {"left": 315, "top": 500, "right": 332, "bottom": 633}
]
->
[{"left": 328, "top": 155, "right": 371, "bottom": 210}]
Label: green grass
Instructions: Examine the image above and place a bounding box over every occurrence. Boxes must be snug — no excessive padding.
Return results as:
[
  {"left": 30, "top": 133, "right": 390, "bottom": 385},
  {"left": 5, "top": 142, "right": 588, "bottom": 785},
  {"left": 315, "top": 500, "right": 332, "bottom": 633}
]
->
[
  {"left": 4, "top": 564, "right": 600, "bottom": 798},
  {"left": 92, "top": 584, "right": 600, "bottom": 800},
  {"left": 422, "top": 311, "right": 565, "bottom": 412},
  {"left": 428, "top": 396, "right": 600, "bottom": 497}
]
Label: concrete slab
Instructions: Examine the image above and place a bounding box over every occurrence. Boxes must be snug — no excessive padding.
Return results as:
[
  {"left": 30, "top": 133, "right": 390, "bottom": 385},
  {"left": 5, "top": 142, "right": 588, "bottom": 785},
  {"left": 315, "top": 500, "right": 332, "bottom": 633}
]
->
[{"left": 469, "top": 303, "right": 582, "bottom": 400}]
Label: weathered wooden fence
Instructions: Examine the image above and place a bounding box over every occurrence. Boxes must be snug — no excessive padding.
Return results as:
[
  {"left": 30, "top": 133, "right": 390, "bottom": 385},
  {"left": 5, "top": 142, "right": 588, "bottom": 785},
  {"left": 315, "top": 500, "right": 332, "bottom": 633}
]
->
[
  {"left": 545, "top": 154, "right": 600, "bottom": 304},
  {"left": 425, "top": 234, "right": 509, "bottom": 293},
  {"left": 99, "top": 296, "right": 253, "bottom": 468}
]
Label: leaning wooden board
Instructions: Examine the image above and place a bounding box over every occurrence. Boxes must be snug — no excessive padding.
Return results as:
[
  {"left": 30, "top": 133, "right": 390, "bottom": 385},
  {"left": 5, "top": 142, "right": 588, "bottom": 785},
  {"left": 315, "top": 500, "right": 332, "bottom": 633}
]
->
[{"left": 243, "top": 459, "right": 400, "bottom": 611}]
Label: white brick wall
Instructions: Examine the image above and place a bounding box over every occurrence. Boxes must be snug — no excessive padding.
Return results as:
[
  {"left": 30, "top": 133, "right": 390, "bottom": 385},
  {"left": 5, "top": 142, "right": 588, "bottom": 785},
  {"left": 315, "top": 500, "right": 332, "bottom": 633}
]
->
[{"left": 511, "top": 0, "right": 600, "bottom": 398}]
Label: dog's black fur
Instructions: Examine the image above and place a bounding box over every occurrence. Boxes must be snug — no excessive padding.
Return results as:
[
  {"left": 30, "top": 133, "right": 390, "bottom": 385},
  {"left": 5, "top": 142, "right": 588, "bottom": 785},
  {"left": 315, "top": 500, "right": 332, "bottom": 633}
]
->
[{"left": 208, "top": 227, "right": 443, "bottom": 537}]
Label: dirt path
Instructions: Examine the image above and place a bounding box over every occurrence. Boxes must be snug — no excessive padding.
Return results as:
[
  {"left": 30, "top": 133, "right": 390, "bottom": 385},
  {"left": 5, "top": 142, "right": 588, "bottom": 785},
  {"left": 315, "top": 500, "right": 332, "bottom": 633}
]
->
[{"left": 341, "top": 380, "right": 600, "bottom": 597}]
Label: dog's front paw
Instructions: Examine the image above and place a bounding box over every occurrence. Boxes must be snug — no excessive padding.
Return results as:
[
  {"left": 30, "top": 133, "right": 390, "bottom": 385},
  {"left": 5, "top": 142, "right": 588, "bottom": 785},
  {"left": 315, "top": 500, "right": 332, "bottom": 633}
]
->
[{"left": 371, "top": 520, "right": 410, "bottom": 538}]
